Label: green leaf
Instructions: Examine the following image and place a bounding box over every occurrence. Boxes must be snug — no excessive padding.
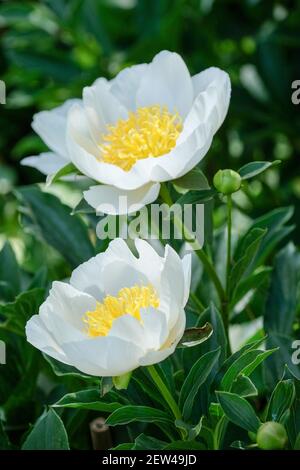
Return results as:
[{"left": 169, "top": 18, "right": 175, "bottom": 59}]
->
[
  {"left": 235, "top": 207, "right": 294, "bottom": 268},
  {"left": 266, "top": 334, "right": 300, "bottom": 385},
  {"left": 213, "top": 415, "right": 228, "bottom": 450},
  {"left": 229, "top": 228, "right": 266, "bottom": 295},
  {"left": 22, "top": 409, "right": 69, "bottom": 450},
  {"left": 0, "top": 288, "right": 45, "bottom": 336},
  {"left": 184, "top": 303, "right": 227, "bottom": 373},
  {"left": 177, "top": 322, "right": 213, "bottom": 348},
  {"left": 231, "top": 267, "right": 272, "bottom": 307},
  {"left": 132, "top": 434, "right": 167, "bottom": 450},
  {"left": 238, "top": 160, "right": 280, "bottom": 180},
  {"left": 164, "top": 440, "right": 205, "bottom": 450},
  {"left": 265, "top": 243, "right": 299, "bottom": 336},
  {"left": 112, "top": 371, "right": 132, "bottom": 390},
  {"left": 46, "top": 162, "right": 79, "bottom": 186},
  {"left": 231, "top": 375, "right": 258, "bottom": 397},
  {"left": 216, "top": 392, "right": 261, "bottom": 432},
  {"left": 230, "top": 440, "right": 247, "bottom": 450},
  {"left": 15, "top": 185, "right": 95, "bottom": 268},
  {"left": 106, "top": 406, "right": 172, "bottom": 426},
  {"left": 54, "top": 389, "right": 122, "bottom": 412},
  {"left": 110, "top": 443, "right": 133, "bottom": 450},
  {"left": 0, "top": 242, "right": 21, "bottom": 301},
  {"left": 177, "top": 188, "right": 216, "bottom": 206},
  {"left": 0, "top": 421, "right": 12, "bottom": 450},
  {"left": 294, "top": 433, "right": 300, "bottom": 450},
  {"left": 71, "top": 197, "right": 95, "bottom": 215},
  {"left": 175, "top": 416, "right": 204, "bottom": 441},
  {"left": 221, "top": 348, "right": 277, "bottom": 391},
  {"left": 179, "top": 347, "right": 221, "bottom": 420},
  {"left": 43, "top": 354, "right": 94, "bottom": 381},
  {"left": 173, "top": 168, "right": 209, "bottom": 191},
  {"left": 267, "top": 380, "right": 296, "bottom": 422}
]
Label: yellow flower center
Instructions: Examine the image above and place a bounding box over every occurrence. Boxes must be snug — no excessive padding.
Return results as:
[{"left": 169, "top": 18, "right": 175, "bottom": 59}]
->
[
  {"left": 99, "top": 105, "right": 182, "bottom": 171},
  {"left": 83, "top": 284, "right": 160, "bottom": 337}
]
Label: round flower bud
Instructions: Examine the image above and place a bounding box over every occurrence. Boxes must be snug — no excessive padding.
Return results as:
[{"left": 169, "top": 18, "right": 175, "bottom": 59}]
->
[
  {"left": 256, "top": 422, "right": 287, "bottom": 450},
  {"left": 213, "top": 169, "right": 242, "bottom": 195}
]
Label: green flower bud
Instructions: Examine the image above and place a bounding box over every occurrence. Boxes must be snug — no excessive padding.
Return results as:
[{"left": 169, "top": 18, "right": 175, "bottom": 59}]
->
[
  {"left": 256, "top": 422, "right": 287, "bottom": 450},
  {"left": 248, "top": 431, "right": 257, "bottom": 443},
  {"left": 213, "top": 169, "right": 242, "bottom": 195}
]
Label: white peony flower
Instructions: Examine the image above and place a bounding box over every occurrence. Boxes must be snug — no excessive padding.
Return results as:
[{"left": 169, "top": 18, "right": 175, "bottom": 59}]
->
[
  {"left": 21, "top": 99, "right": 80, "bottom": 175},
  {"left": 26, "top": 238, "right": 191, "bottom": 377},
  {"left": 22, "top": 51, "right": 231, "bottom": 214}
]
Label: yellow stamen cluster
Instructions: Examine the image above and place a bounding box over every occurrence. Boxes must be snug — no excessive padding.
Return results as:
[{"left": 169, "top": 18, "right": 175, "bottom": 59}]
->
[
  {"left": 83, "top": 284, "right": 160, "bottom": 337},
  {"left": 100, "top": 105, "right": 182, "bottom": 171}
]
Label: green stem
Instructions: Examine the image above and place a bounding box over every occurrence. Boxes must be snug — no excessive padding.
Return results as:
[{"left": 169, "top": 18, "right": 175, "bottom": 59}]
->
[
  {"left": 147, "top": 365, "right": 182, "bottom": 422},
  {"left": 226, "top": 194, "right": 232, "bottom": 296}
]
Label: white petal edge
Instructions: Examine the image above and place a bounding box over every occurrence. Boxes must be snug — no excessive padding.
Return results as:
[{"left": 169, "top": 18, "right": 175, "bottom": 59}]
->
[
  {"left": 136, "top": 51, "right": 194, "bottom": 119},
  {"left": 26, "top": 315, "right": 70, "bottom": 365},
  {"left": 83, "top": 182, "right": 160, "bottom": 215},
  {"left": 32, "top": 99, "right": 81, "bottom": 158},
  {"left": 21, "top": 152, "right": 67, "bottom": 176}
]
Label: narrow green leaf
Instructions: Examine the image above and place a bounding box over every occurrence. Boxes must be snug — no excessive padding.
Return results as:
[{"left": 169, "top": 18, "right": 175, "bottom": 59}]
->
[
  {"left": 0, "top": 288, "right": 45, "bottom": 336},
  {"left": 230, "top": 228, "right": 266, "bottom": 295},
  {"left": 46, "top": 162, "right": 79, "bottom": 186},
  {"left": 217, "top": 391, "right": 261, "bottom": 432},
  {"left": 177, "top": 322, "right": 213, "bottom": 348},
  {"left": 221, "top": 348, "right": 277, "bottom": 391},
  {"left": 71, "top": 197, "right": 95, "bottom": 215},
  {"left": 173, "top": 168, "right": 209, "bottom": 191},
  {"left": 43, "top": 354, "right": 94, "bottom": 381},
  {"left": 15, "top": 186, "right": 95, "bottom": 268},
  {"left": 180, "top": 348, "right": 221, "bottom": 419},
  {"left": 54, "top": 389, "right": 122, "bottom": 413},
  {"left": 231, "top": 375, "right": 258, "bottom": 397},
  {"left": 22, "top": 409, "right": 69, "bottom": 450},
  {"left": 106, "top": 406, "right": 172, "bottom": 426},
  {"left": 267, "top": 379, "right": 296, "bottom": 422},
  {"left": 132, "top": 434, "right": 167, "bottom": 450},
  {"left": 164, "top": 440, "right": 205, "bottom": 450},
  {"left": 265, "top": 243, "right": 299, "bottom": 336},
  {"left": 175, "top": 416, "right": 204, "bottom": 441},
  {"left": 177, "top": 188, "right": 216, "bottom": 206},
  {"left": 0, "top": 242, "right": 21, "bottom": 301},
  {"left": 238, "top": 160, "right": 280, "bottom": 180}
]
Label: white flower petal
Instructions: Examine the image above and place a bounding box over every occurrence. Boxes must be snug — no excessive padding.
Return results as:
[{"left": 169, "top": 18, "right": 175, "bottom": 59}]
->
[
  {"left": 149, "top": 123, "right": 213, "bottom": 181},
  {"left": 110, "top": 63, "right": 148, "bottom": 110},
  {"left": 21, "top": 152, "right": 67, "bottom": 176},
  {"left": 134, "top": 238, "right": 164, "bottom": 288},
  {"left": 140, "top": 308, "right": 168, "bottom": 350},
  {"left": 83, "top": 182, "right": 160, "bottom": 215},
  {"left": 83, "top": 78, "right": 128, "bottom": 144},
  {"left": 159, "top": 245, "right": 185, "bottom": 329},
  {"left": 108, "top": 314, "right": 145, "bottom": 349},
  {"left": 192, "top": 66, "right": 231, "bottom": 132},
  {"left": 26, "top": 315, "right": 69, "bottom": 364},
  {"left": 40, "top": 281, "right": 96, "bottom": 334},
  {"left": 101, "top": 259, "right": 149, "bottom": 296},
  {"left": 138, "top": 345, "right": 176, "bottom": 367},
  {"left": 32, "top": 99, "right": 80, "bottom": 158},
  {"left": 61, "top": 336, "right": 143, "bottom": 376},
  {"left": 139, "top": 308, "right": 185, "bottom": 366},
  {"left": 70, "top": 254, "right": 106, "bottom": 300},
  {"left": 136, "top": 51, "right": 194, "bottom": 118},
  {"left": 182, "top": 254, "right": 192, "bottom": 306},
  {"left": 67, "top": 104, "right": 150, "bottom": 189}
]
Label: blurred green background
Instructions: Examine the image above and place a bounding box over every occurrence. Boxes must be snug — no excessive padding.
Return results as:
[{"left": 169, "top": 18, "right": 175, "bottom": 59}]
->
[{"left": 0, "top": 0, "right": 300, "bottom": 273}]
